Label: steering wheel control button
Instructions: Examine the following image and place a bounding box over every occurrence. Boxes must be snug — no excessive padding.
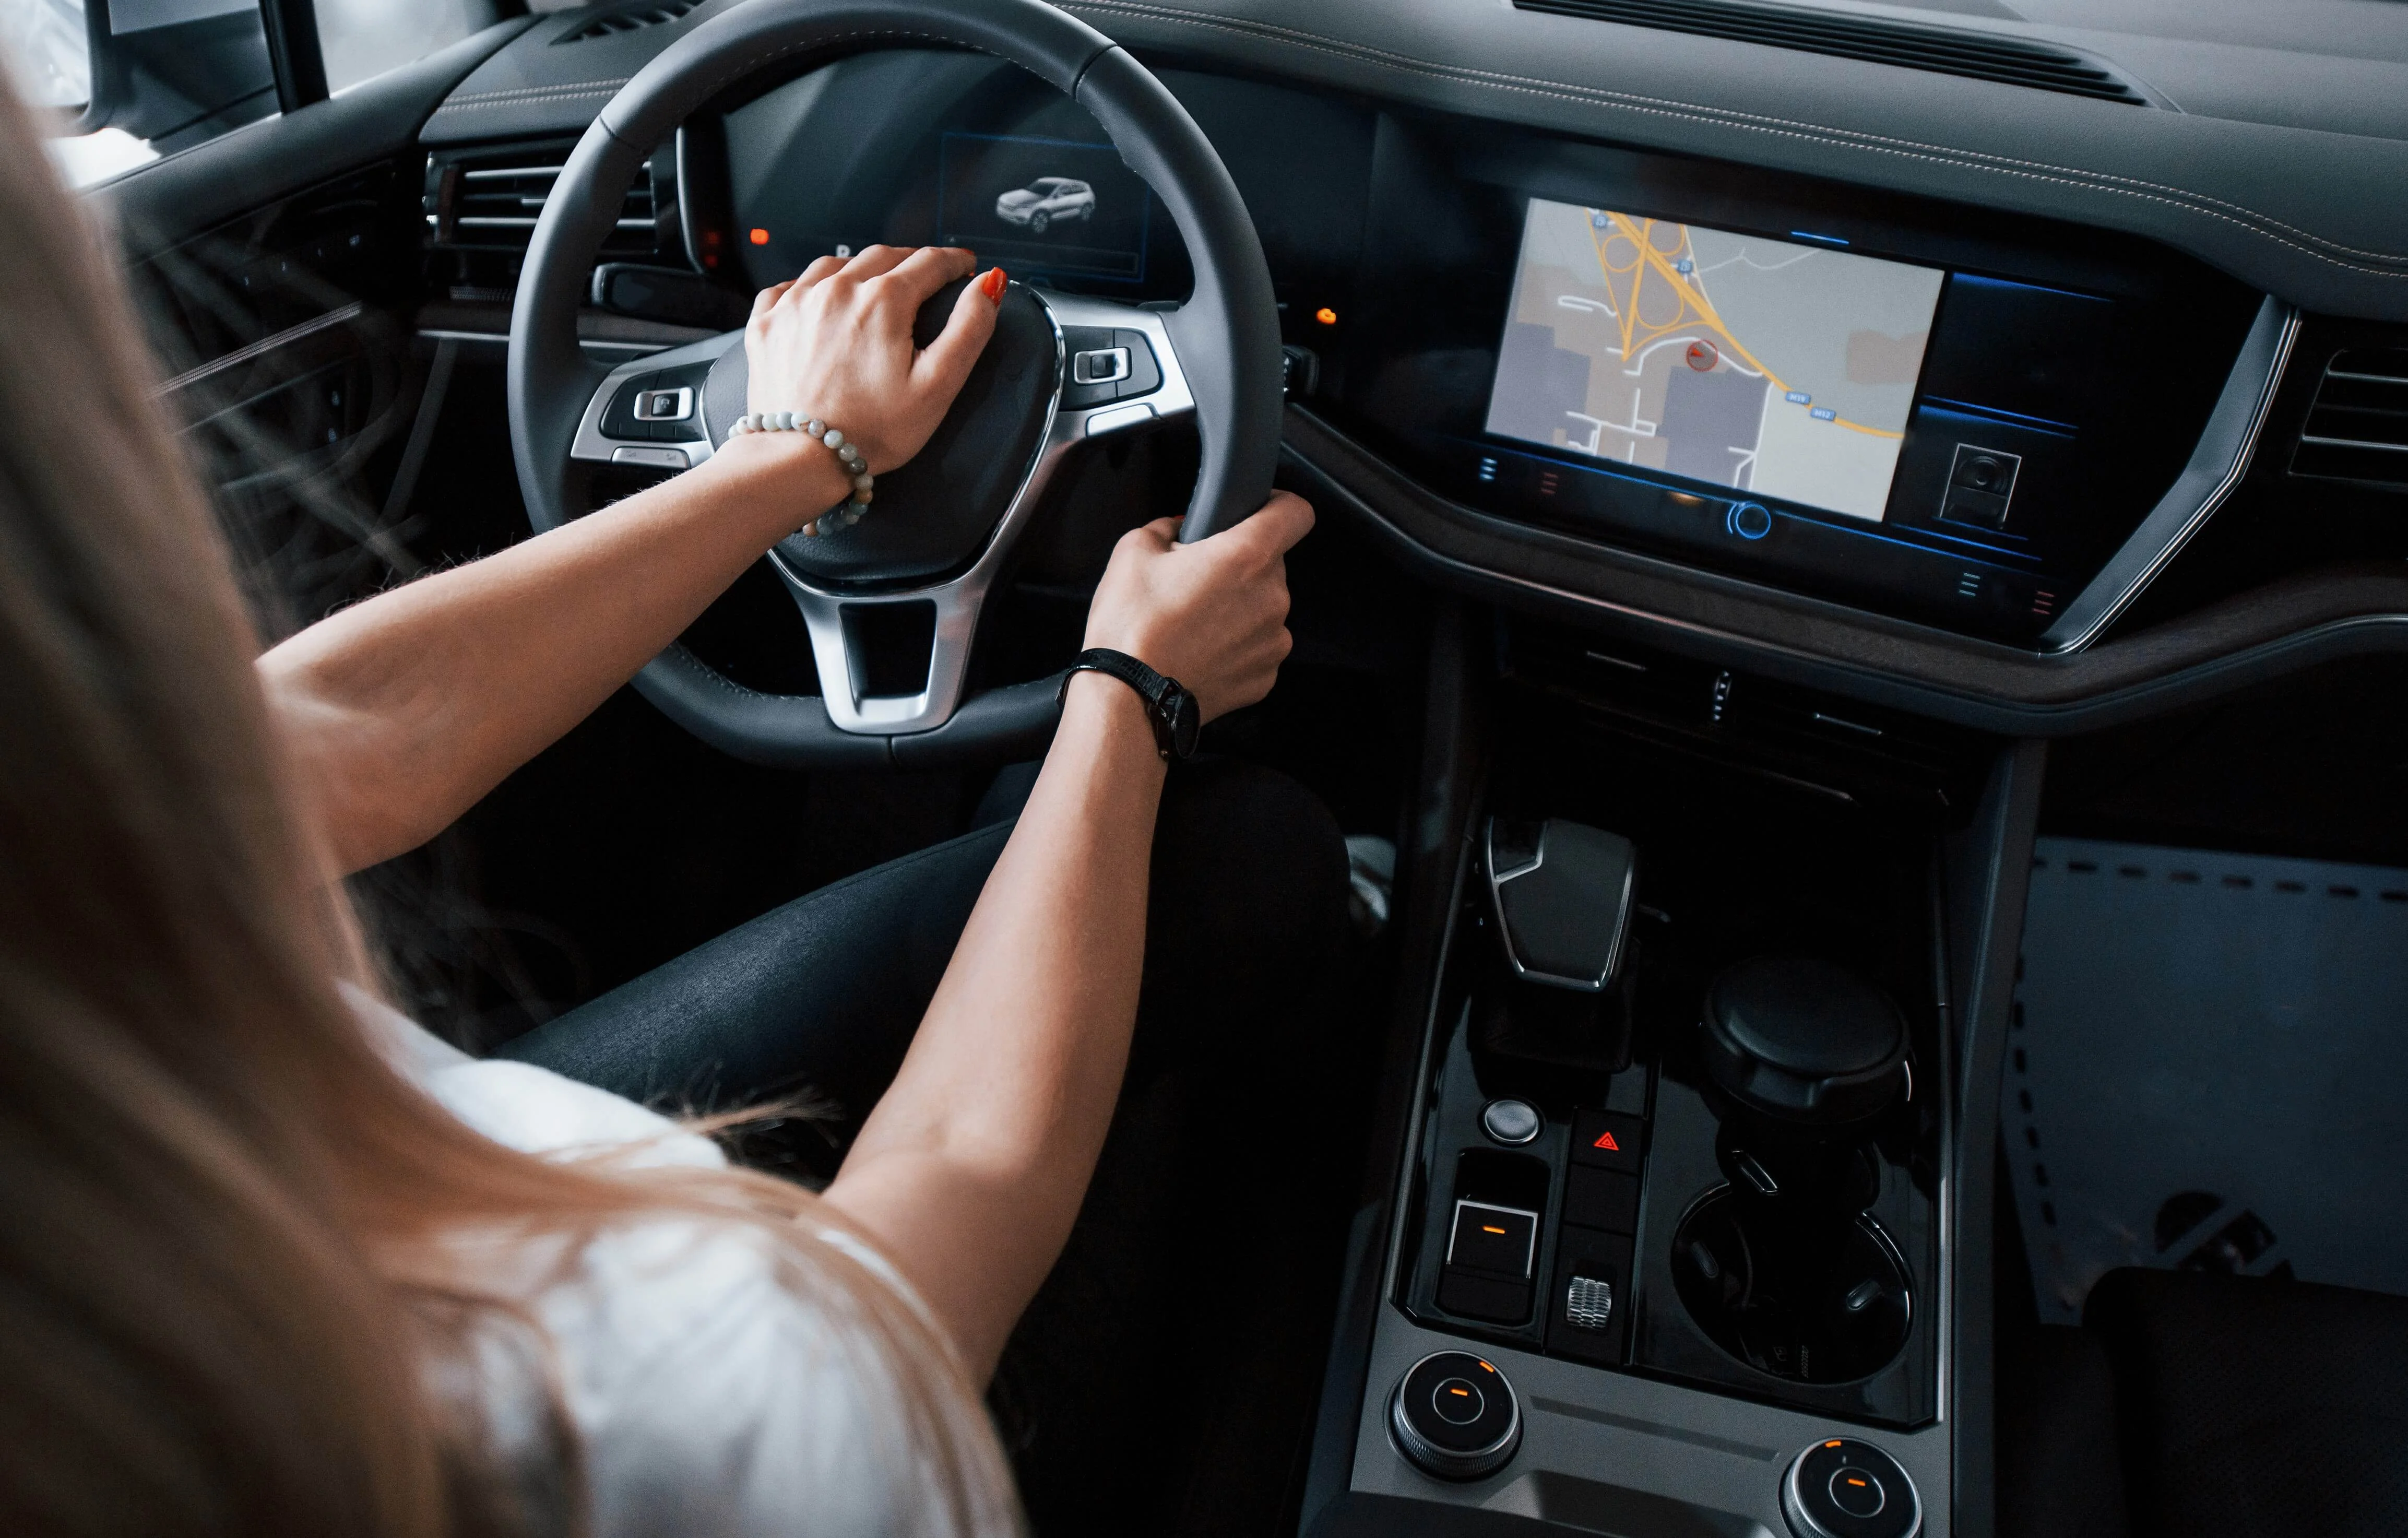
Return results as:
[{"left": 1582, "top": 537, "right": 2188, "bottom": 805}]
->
[
  {"left": 632, "top": 385, "right": 693, "bottom": 422},
  {"left": 1447, "top": 1200, "right": 1538, "bottom": 1278},
  {"left": 1071, "top": 345, "right": 1132, "bottom": 385},
  {"left": 610, "top": 445, "right": 690, "bottom": 470},
  {"left": 1727, "top": 501, "right": 1774, "bottom": 539},
  {"left": 1572, "top": 1109, "right": 1645, "bottom": 1173},
  {"left": 1390, "top": 1352, "right": 1522, "bottom": 1481},
  {"left": 602, "top": 366, "right": 714, "bottom": 443},
  {"left": 1060, "top": 326, "right": 1164, "bottom": 408},
  {"left": 1783, "top": 1439, "right": 1919, "bottom": 1538},
  {"left": 1481, "top": 1098, "right": 1543, "bottom": 1145}
]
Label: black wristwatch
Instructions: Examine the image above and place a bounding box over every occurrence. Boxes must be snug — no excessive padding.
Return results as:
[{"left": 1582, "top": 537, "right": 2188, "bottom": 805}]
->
[{"left": 1061, "top": 647, "right": 1201, "bottom": 760}]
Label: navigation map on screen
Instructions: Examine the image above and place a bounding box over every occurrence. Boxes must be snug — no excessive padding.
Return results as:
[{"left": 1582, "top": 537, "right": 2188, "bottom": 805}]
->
[{"left": 1485, "top": 198, "right": 1946, "bottom": 521}]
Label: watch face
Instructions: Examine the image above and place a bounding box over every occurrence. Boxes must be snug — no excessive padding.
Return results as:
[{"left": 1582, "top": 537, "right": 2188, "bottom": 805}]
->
[{"left": 1166, "top": 688, "right": 1202, "bottom": 758}]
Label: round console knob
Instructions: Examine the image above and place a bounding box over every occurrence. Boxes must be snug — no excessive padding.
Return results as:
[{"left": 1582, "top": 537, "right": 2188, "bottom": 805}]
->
[
  {"left": 1701, "top": 957, "right": 1907, "bottom": 1127},
  {"left": 1389, "top": 1351, "right": 1522, "bottom": 1481},
  {"left": 1481, "top": 1098, "right": 1542, "bottom": 1145},
  {"left": 1783, "top": 1438, "right": 1920, "bottom": 1538}
]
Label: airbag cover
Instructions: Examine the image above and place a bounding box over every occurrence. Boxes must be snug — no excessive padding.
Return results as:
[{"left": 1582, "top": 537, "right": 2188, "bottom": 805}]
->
[{"left": 704, "top": 279, "right": 1059, "bottom": 587}]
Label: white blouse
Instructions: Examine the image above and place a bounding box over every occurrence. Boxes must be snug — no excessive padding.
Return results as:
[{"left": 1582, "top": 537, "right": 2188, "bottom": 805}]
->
[{"left": 352, "top": 987, "right": 959, "bottom": 1538}]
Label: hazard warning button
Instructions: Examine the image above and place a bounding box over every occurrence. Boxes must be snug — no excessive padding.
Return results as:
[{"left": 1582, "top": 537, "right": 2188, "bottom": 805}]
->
[{"left": 1571, "top": 1109, "right": 1644, "bottom": 1173}]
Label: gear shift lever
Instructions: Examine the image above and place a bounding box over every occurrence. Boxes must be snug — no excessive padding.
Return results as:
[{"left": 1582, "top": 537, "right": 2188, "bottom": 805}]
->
[{"left": 1481, "top": 818, "right": 1640, "bottom": 1069}]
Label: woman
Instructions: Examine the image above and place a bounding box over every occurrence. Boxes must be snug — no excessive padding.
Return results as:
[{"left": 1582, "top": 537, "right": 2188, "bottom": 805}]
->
[{"left": 0, "top": 54, "right": 1331, "bottom": 1538}]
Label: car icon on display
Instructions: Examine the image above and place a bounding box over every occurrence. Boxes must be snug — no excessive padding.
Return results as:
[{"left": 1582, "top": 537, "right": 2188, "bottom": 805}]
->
[{"left": 994, "top": 176, "right": 1095, "bottom": 235}]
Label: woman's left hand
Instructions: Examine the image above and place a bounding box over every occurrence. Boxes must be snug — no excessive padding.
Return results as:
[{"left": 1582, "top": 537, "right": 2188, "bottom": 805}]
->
[{"left": 744, "top": 245, "right": 1003, "bottom": 474}]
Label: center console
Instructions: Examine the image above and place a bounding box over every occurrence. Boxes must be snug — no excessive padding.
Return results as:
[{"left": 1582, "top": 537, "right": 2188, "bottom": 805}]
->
[{"left": 1307, "top": 614, "right": 2037, "bottom": 1538}]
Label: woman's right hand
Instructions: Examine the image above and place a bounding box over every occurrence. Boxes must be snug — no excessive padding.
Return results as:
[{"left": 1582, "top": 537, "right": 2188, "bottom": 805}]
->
[
  {"left": 1082, "top": 492, "right": 1316, "bottom": 722},
  {"left": 743, "top": 246, "right": 1004, "bottom": 475}
]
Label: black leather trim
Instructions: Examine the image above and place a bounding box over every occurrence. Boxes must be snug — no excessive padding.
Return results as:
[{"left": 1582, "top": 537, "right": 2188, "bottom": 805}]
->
[
  {"left": 96, "top": 18, "right": 532, "bottom": 261},
  {"left": 1282, "top": 403, "right": 2408, "bottom": 733},
  {"left": 633, "top": 644, "right": 1066, "bottom": 768}
]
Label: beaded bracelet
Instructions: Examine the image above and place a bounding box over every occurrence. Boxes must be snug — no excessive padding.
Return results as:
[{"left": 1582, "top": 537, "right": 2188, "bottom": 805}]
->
[{"left": 727, "top": 412, "right": 874, "bottom": 535}]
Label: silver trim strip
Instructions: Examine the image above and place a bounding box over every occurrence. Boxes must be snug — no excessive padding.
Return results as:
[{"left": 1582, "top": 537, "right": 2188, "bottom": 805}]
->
[
  {"left": 2042, "top": 297, "right": 2300, "bottom": 653},
  {"left": 2298, "top": 433, "right": 2408, "bottom": 454},
  {"left": 153, "top": 301, "right": 365, "bottom": 397},
  {"left": 2322, "top": 367, "right": 2408, "bottom": 383}
]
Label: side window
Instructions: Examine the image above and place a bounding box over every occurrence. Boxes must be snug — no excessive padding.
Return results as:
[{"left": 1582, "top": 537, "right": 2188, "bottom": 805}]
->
[
  {"left": 314, "top": 0, "right": 500, "bottom": 96},
  {"left": 0, "top": 0, "right": 513, "bottom": 188},
  {"left": 1, "top": 0, "right": 87, "bottom": 108}
]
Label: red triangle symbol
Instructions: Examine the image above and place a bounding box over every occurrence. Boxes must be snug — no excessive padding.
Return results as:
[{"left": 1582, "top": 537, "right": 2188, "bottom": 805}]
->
[{"left": 1593, "top": 1131, "right": 1621, "bottom": 1152}]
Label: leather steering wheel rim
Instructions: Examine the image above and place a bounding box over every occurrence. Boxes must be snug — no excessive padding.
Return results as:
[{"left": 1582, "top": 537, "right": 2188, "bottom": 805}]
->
[{"left": 507, "top": 0, "right": 1282, "bottom": 769}]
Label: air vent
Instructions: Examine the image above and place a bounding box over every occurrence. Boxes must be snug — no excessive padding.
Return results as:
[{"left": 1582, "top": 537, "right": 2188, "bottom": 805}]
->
[
  {"left": 423, "top": 148, "right": 659, "bottom": 257},
  {"left": 555, "top": 1, "right": 699, "bottom": 45},
  {"left": 1514, "top": 0, "right": 2147, "bottom": 104},
  {"left": 2291, "top": 349, "right": 2408, "bottom": 489}
]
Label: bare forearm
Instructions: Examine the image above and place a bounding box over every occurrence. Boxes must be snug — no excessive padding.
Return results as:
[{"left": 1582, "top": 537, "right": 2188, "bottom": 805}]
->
[
  {"left": 260, "top": 434, "right": 845, "bottom": 873},
  {"left": 824, "top": 672, "right": 1167, "bottom": 1378}
]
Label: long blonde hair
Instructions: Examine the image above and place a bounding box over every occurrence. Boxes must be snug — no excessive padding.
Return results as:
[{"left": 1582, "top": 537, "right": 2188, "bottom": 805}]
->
[{"left": 0, "top": 73, "right": 1016, "bottom": 1538}]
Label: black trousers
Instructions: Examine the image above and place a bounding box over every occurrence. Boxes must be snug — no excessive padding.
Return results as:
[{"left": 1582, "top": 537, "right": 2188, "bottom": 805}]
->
[{"left": 495, "top": 759, "right": 1355, "bottom": 1535}]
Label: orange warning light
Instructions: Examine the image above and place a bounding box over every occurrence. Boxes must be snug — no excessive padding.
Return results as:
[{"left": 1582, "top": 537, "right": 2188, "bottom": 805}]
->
[
  {"left": 1481, "top": 1224, "right": 1507, "bottom": 1235},
  {"left": 1825, "top": 1440, "right": 1845, "bottom": 1448},
  {"left": 1449, "top": 1387, "right": 1471, "bottom": 1397},
  {"left": 1847, "top": 1478, "right": 1870, "bottom": 1487},
  {"left": 1593, "top": 1130, "right": 1621, "bottom": 1151},
  {"left": 1313, "top": 306, "right": 1338, "bottom": 325},
  {"left": 749, "top": 227, "right": 770, "bottom": 245}
]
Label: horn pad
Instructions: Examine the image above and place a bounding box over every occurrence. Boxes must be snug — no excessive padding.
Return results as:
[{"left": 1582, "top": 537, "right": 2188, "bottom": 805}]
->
[{"left": 702, "top": 279, "right": 1060, "bottom": 587}]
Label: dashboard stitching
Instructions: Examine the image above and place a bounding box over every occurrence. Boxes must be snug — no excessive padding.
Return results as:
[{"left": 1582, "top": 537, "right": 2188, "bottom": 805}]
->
[
  {"left": 1061, "top": 0, "right": 2408, "bottom": 279},
  {"left": 441, "top": 78, "right": 635, "bottom": 105}
]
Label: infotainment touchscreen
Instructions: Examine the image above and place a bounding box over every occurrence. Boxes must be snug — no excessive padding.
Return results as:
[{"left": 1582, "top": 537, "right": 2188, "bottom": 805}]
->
[{"left": 1485, "top": 198, "right": 1945, "bottom": 523}]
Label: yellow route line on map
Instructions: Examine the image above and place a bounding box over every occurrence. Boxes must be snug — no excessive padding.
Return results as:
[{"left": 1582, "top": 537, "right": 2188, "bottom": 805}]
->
[{"left": 1583, "top": 211, "right": 1904, "bottom": 443}]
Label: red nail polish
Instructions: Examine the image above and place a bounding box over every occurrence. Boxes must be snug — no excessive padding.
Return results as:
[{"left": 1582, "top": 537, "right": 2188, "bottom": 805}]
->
[{"left": 980, "top": 267, "right": 1007, "bottom": 303}]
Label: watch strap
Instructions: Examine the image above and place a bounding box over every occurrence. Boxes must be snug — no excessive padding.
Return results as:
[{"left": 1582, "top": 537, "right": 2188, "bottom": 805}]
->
[{"left": 1061, "top": 647, "right": 1183, "bottom": 758}]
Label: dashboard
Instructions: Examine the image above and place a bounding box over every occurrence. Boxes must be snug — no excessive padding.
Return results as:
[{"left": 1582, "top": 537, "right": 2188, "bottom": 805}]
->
[
  {"left": 336, "top": 0, "right": 2408, "bottom": 737},
  {"left": 674, "top": 49, "right": 2267, "bottom": 648}
]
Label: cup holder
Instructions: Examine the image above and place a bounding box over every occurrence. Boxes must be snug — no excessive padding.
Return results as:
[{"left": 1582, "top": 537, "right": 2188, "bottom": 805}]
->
[{"left": 1671, "top": 1187, "right": 1912, "bottom": 1383}]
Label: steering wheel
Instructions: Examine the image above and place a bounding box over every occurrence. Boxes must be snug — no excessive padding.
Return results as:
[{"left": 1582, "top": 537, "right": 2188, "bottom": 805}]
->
[{"left": 507, "top": 0, "right": 1283, "bottom": 768}]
